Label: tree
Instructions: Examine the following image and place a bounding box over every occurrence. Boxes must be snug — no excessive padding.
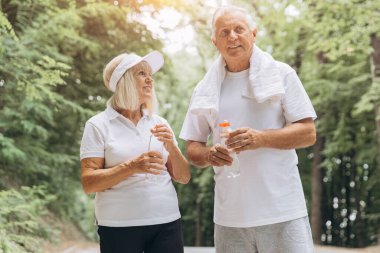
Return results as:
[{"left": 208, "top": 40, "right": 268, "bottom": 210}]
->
[
  {"left": 304, "top": 0, "right": 380, "bottom": 246},
  {"left": 0, "top": 0, "right": 181, "bottom": 248}
]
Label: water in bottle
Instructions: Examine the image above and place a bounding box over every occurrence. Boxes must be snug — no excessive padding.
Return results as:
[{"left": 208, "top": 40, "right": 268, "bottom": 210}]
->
[{"left": 219, "top": 121, "right": 240, "bottom": 178}]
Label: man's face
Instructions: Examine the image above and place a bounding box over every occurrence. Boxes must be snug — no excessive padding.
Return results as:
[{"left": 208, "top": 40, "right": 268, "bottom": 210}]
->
[{"left": 212, "top": 11, "right": 256, "bottom": 62}]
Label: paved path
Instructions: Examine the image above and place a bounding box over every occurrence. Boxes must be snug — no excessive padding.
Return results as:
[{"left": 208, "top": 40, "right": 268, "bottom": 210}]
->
[
  {"left": 57, "top": 245, "right": 379, "bottom": 253},
  {"left": 183, "top": 246, "right": 376, "bottom": 253}
]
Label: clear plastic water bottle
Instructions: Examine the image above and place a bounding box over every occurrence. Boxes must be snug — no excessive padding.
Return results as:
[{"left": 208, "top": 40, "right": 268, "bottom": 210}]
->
[
  {"left": 146, "top": 134, "right": 168, "bottom": 183},
  {"left": 219, "top": 121, "right": 240, "bottom": 178}
]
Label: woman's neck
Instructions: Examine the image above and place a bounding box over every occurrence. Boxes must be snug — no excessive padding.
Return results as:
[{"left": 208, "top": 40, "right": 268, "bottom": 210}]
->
[{"left": 120, "top": 108, "right": 143, "bottom": 126}]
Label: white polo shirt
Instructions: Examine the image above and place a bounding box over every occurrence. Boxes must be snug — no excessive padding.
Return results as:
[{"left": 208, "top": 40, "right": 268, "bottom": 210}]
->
[
  {"left": 80, "top": 106, "right": 181, "bottom": 227},
  {"left": 180, "top": 62, "right": 317, "bottom": 227}
]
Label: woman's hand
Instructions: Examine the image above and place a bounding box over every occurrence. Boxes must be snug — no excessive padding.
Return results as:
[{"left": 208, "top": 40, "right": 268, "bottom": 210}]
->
[
  {"left": 127, "top": 151, "right": 165, "bottom": 175},
  {"left": 151, "top": 124, "right": 175, "bottom": 151},
  {"left": 150, "top": 123, "right": 190, "bottom": 184}
]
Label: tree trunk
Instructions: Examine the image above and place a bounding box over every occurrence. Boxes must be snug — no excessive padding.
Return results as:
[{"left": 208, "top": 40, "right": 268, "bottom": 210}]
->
[
  {"left": 311, "top": 136, "right": 323, "bottom": 244},
  {"left": 195, "top": 202, "right": 202, "bottom": 246},
  {"left": 311, "top": 52, "right": 328, "bottom": 244},
  {"left": 371, "top": 35, "right": 380, "bottom": 161},
  {"left": 370, "top": 34, "right": 380, "bottom": 244}
]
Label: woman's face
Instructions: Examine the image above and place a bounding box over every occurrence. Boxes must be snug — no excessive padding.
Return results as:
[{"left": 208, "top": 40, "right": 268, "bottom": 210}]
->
[{"left": 133, "top": 62, "right": 154, "bottom": 105}]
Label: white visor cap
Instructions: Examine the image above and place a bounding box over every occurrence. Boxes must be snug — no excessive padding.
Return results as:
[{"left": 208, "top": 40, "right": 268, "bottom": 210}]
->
[{"left": 108, "top": 50, "right": 164, "bottom": 92}]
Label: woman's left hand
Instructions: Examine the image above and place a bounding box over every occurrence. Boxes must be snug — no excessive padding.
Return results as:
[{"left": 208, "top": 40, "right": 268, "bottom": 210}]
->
[{"left": 151, "top": 124, "right": 175, "bottom": 151}]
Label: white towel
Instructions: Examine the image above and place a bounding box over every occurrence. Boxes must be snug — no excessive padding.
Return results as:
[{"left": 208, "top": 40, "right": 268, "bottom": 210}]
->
[{"left": 189, "top": 45, "right": 285, "bottom": 126}]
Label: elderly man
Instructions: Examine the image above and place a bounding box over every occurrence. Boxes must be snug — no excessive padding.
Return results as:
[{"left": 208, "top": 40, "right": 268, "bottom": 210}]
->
[{"left": 180, "top": 5, "right": 317, "bottom": 253}]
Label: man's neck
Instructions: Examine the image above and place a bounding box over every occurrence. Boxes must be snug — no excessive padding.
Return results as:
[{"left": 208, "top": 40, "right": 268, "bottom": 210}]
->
[
  {"left": 224, "top": 46, "right": 254, "bottom": 72},
  {"left": 226, "top": 60, "right": 250, "bottom": 72}
]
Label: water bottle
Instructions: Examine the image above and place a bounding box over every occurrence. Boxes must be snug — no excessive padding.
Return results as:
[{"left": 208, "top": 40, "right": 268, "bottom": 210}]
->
[
  {"left": 219, "top": 121, "right": 240, "bottom": 178},
  {"left": 146, "top": 134, "right": 168, "bottom": 183}
]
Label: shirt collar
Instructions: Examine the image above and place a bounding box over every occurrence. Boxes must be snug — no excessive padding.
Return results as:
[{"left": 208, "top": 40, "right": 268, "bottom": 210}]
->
[
  {"left": 141, "top": 108, "right": 151, "bottom": 119},
  {"left": 105, "top": 105, "right": 151, "bottom": 121},
  {"left": 105, "top": 105, "right": 120, "bottom": 121}
]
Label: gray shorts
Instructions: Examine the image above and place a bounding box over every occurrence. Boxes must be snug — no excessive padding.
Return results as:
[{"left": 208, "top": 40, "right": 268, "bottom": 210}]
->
[{"left": 214, "top": 216, "right": 314, "bottom": 253}]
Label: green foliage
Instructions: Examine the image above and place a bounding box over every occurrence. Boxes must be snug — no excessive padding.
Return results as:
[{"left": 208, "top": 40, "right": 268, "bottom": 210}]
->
[
  {"left": 305, "top": 0, "right": 379, "bottom": 59},
  {"left": 354, "top": 77, "right": 380, "bottom": 116},
  {"left": 1, "top": 0, "right": 379, "bottom": 249},
  {"left": 0, "top": 186, "right": 56, "bottom": 253},
  {"left": 67, "top": 190, "right": 98, "bottom": 241},
  {"left": 175, "top": 166, "right": 215, "bottom": 246},
  {"left": 301, "top": 0, "right": 380, "bottom": 247},
  {"left": 0, "top": 0, "right": 186, "bottom": 247}
]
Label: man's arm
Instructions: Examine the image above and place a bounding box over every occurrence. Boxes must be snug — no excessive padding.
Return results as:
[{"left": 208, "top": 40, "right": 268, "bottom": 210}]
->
[
  {"left": 261, "top": 118, "right": 316, "bottom": 149},
  {"left": 227, "top": 118, "right": 316, "bottom": 152},
  {"left": 186, "top": 141, "right": 210, "bottom": 168},
  {"left": 187, "top": 141, "right": 233, "bottom": 168}
]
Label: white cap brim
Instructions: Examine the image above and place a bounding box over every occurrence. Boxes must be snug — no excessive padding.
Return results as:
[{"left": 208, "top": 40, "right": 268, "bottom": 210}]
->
[
  {"left": 108, "top": 50, "right": 164, "bottom": 92},
  {"left": 141, "top": 50, "right": 164, "bottom": 74}
]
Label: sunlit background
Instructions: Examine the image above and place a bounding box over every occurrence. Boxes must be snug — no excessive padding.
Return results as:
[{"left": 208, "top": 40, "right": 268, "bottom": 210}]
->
[{"left": 1, "top": 0, "right": 379, "bottom": 252}]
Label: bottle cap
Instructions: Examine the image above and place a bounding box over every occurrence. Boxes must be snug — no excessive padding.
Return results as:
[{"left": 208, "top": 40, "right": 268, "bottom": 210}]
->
[{"left": 219, "top": 121, "right": 230, "bottom": 127}]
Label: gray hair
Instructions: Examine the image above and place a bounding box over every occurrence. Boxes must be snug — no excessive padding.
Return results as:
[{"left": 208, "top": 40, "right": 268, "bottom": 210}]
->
[{"left": 211, "top": 6, "right": 256, "bottom": 39}]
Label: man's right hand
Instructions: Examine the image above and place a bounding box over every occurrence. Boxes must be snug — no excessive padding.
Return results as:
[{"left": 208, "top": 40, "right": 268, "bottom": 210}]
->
[
  {"left": 207, "top": 144, "right": 233, "bottom": 167},
  {"left": 186, "top": 141, "right": 232, "bottom": 168}
]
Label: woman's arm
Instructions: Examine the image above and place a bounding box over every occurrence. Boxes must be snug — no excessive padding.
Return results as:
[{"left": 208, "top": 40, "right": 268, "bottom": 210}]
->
[
  {"left": 151, "top": 124, "right": 191, "bottom": 184},
  {"left": 81, "top": 151, "right": 165, "bottom": 193},
  {"left": 166, "top": 144, "right": 191, "bottom": 184}
]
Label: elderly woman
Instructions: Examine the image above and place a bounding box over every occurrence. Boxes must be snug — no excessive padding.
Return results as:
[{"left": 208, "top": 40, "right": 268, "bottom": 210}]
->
[{"left": 80, "top": 51, "right": 190, "bottom": 253}]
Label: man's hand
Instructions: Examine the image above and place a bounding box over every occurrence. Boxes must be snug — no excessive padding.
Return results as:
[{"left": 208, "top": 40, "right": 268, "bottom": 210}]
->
[
  {"left": 226, "top": 127, "right": 263, "bottom": 153},
  {"left": 208, "top": 144, "right": 233, "bottom": 166}
]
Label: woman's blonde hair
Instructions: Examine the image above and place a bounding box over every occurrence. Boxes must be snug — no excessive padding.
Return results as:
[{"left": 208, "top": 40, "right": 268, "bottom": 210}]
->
[{"left": 103, "top": 54, "right": 158, "bottom": 115}]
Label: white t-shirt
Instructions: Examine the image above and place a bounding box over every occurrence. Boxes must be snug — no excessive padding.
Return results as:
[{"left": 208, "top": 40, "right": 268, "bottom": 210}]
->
[
  {"left": 180, "top": 62, "right": 317, "bottom": 227},
  {"left": 80, "top": 106, "right": 181, "bottom": 227}
]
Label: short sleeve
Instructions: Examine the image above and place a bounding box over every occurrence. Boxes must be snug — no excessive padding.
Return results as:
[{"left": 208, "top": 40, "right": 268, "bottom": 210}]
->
[
  {"left": 179, "top": 109, "right": 211, "bottom": 142},
  {"left": 80, "top": 122, "right": 105, "bottom": 160},
  {"left": 282, "top": 70, "right": 317, "bottom": 123}
]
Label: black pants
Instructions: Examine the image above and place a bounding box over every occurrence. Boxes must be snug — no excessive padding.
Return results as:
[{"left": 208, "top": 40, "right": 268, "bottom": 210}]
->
[{"left": 97, "top": 219, "right": 184, "bottom": 253}]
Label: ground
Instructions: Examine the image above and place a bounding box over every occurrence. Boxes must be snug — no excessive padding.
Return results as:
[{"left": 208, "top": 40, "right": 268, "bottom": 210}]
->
[
  {"left": 43, "top": 242, "right": 380, "bottom": 253},
  {"left": 42, "top": 221, "right": 380, "bottom": 253}
]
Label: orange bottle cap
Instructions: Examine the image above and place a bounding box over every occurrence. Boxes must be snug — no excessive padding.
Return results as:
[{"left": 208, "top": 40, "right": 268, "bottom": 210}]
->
[{"left": 219, "top": 121, "right": 230, "bottom": 127}]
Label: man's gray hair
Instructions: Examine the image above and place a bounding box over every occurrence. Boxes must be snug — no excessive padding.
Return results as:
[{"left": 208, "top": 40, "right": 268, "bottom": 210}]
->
[{"left": 211, "top": 5, "right": 256, "bottom": 39}]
